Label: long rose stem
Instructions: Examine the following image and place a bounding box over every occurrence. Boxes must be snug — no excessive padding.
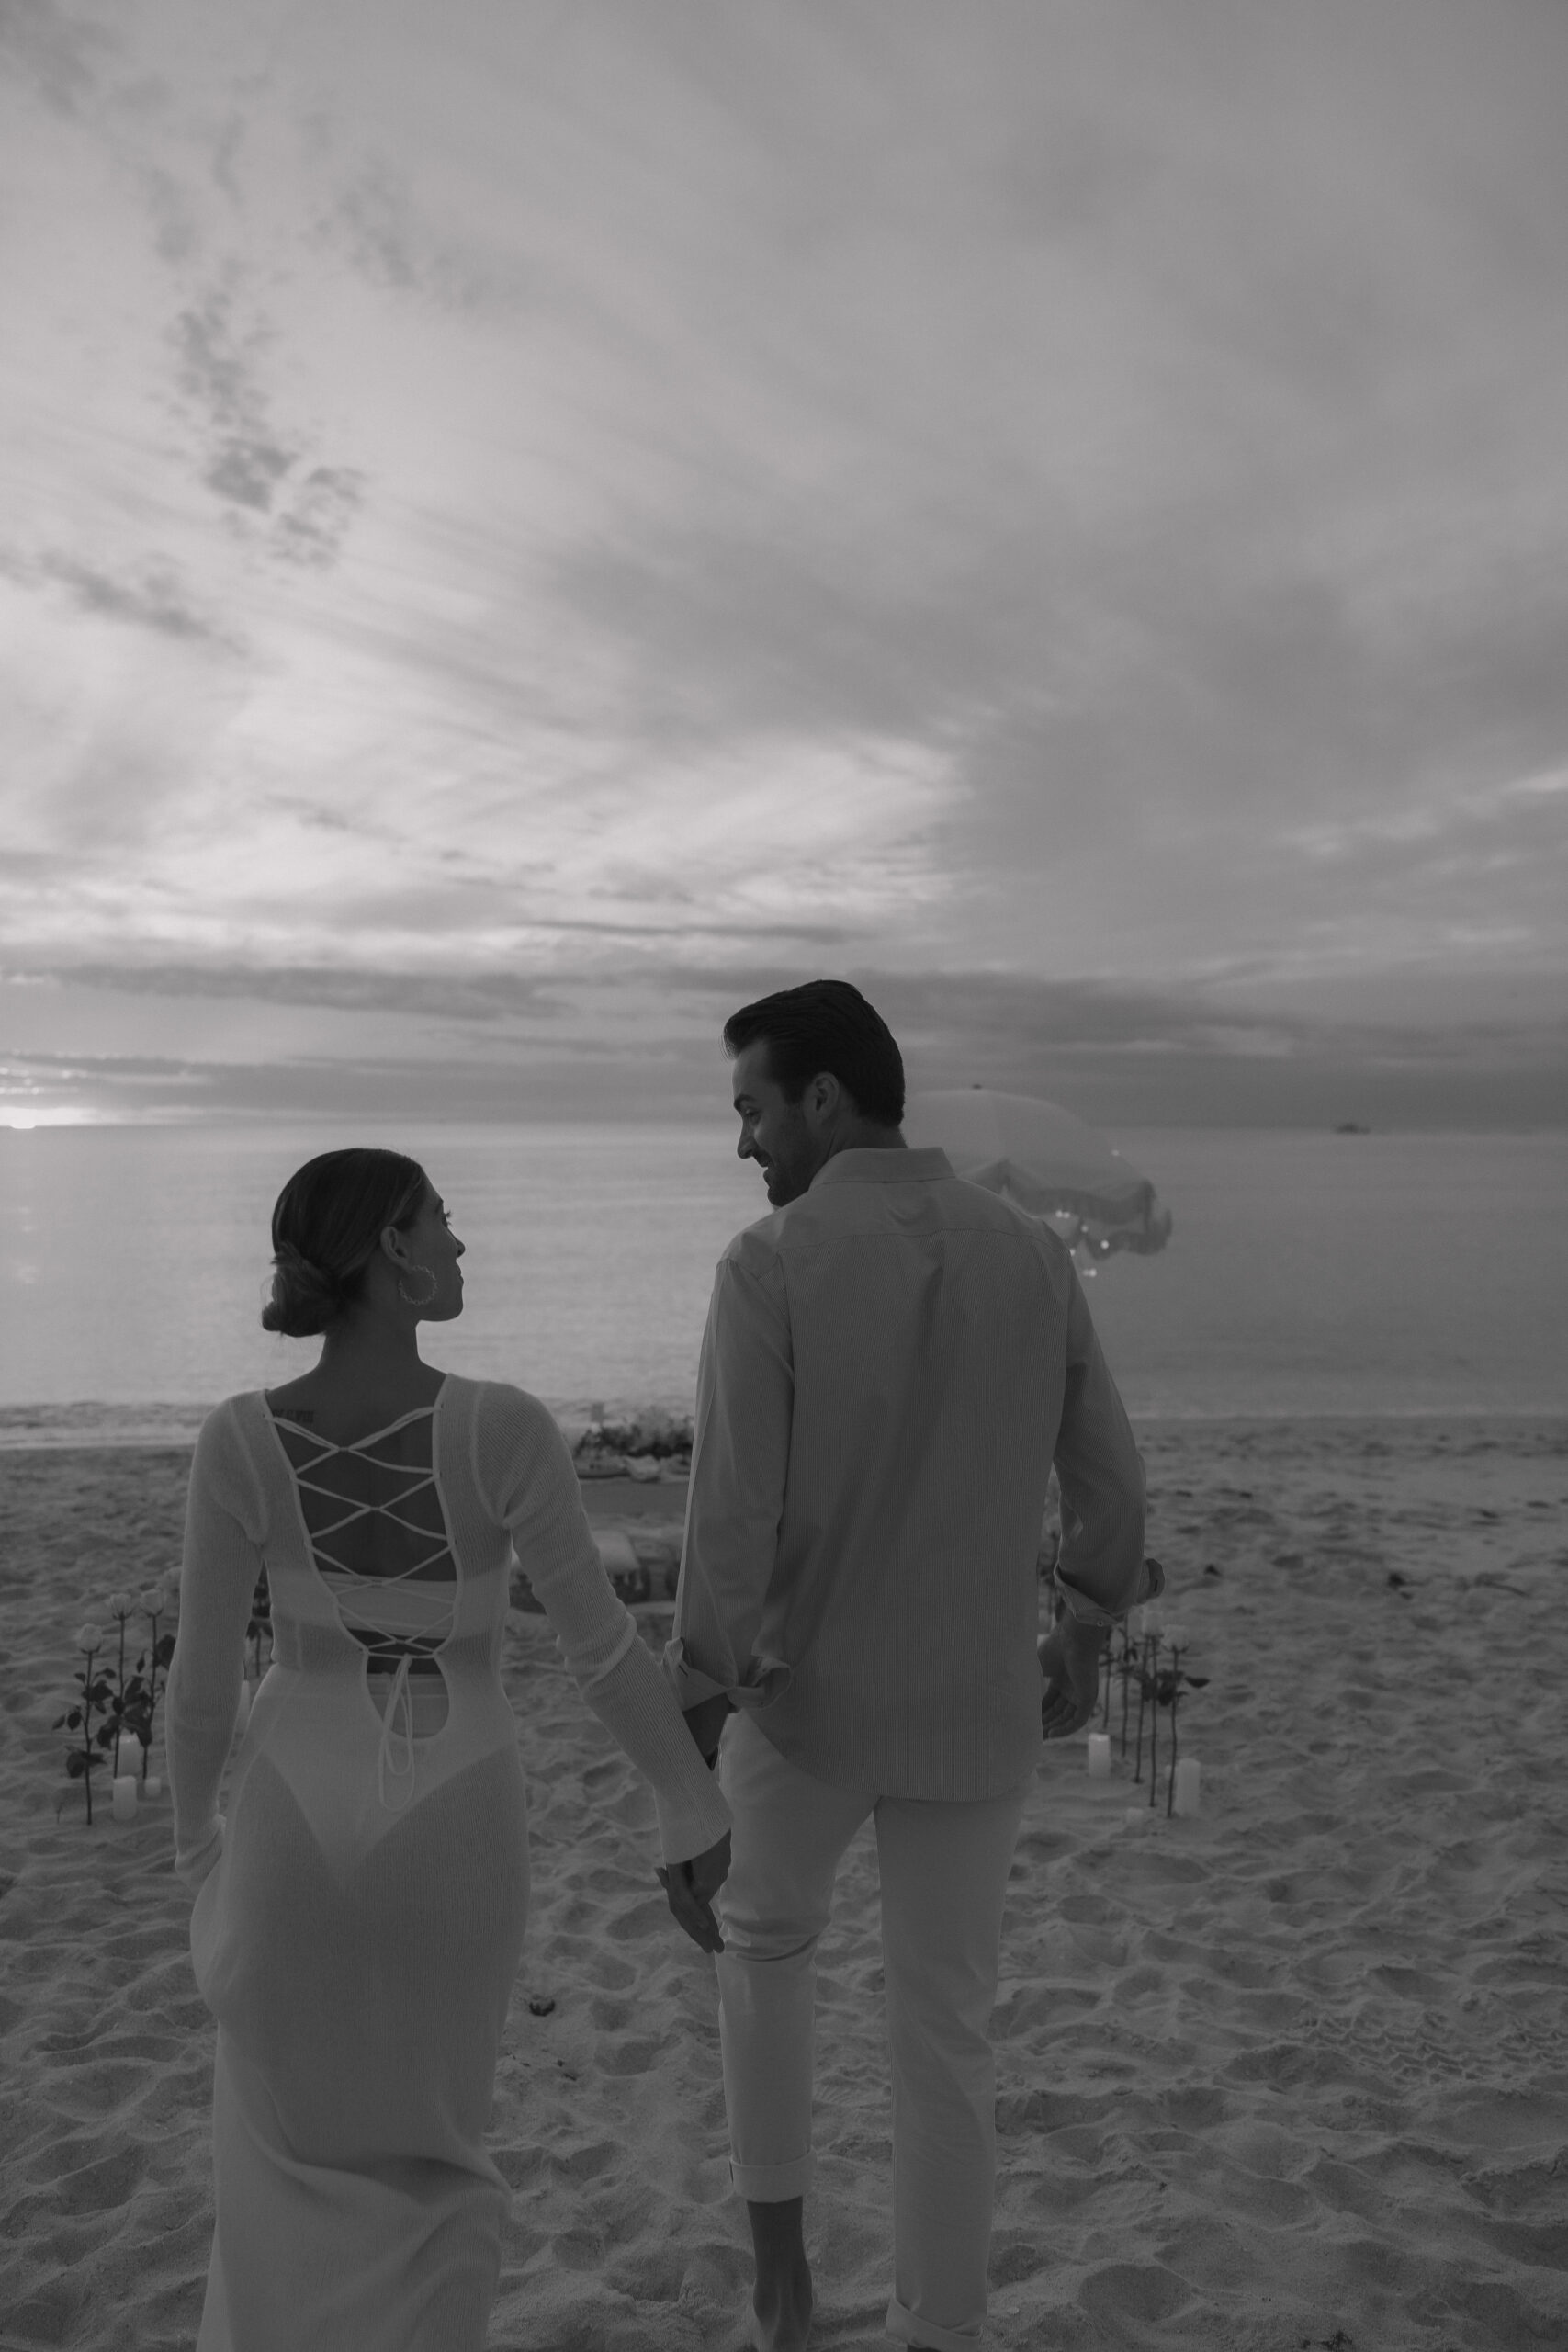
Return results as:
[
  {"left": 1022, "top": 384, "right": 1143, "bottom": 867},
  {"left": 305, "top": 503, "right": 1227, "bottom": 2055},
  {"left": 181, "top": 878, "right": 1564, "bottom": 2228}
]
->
[
  {"left": 1133, "top": 1637, "right": 1148, "bottom": 1781},
  {"left": 112, "top": 1615, "right": 128, "bottom": 1772},
  {"left": 81, "top": 1648, "right": 97, "bottom": 1824},
  {"left": 1147, "top": 1634, "right": 1161, "bottom": 1806},
  {"left": 1167, "top": 1678, "right": 1180, "bottom": 1817},
  {"left": 144, "top": 1607, "right": 164, "bottom": 1775}
]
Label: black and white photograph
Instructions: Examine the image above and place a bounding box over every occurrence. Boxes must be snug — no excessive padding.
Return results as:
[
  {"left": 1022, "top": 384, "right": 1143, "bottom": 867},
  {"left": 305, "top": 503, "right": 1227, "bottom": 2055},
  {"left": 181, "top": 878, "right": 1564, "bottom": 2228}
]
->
[{"left": 1, "top": 5, "right": 1564, "bottom": 2348}]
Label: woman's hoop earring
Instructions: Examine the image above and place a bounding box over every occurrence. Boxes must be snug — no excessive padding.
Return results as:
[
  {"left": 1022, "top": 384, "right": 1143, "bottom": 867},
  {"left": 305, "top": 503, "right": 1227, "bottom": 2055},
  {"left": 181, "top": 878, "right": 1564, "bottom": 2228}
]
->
[{"left": 397, "top": 1265, "right": 439, "bottom": 1308}]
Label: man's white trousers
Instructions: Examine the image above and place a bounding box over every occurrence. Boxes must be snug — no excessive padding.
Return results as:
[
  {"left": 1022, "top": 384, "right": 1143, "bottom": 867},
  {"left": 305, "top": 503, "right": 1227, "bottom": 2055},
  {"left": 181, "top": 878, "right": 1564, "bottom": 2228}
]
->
[{"left": 715, "top": 1712, "right": 1030, "bottom": 2352}]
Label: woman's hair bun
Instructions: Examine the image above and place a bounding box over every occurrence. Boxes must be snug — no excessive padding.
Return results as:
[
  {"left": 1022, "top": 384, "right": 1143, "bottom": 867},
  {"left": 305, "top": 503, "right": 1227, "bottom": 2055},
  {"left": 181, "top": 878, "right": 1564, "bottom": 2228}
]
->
[
  {"left": 260, "top": 1148, "right": 428, "bottom": 1338},
  {"left": 261, "top": 1241, "right": 344, "bottom": 1338}
]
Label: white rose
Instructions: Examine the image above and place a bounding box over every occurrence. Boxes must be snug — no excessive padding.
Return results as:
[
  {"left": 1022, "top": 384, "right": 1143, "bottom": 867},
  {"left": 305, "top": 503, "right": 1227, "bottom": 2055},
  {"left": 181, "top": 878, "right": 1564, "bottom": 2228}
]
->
[
  {"left": 107, "top": 1590, "right": 133, "bottom": 1618},
  {"left": 77, "top": 1623, "right": 104, "bottom": 1652}
]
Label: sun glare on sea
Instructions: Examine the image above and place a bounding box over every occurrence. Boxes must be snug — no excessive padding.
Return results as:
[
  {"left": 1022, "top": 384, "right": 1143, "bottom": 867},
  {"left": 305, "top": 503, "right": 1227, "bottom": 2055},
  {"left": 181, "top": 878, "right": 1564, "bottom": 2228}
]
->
[{"left": 1, "top": 1110, "right": 109, "bottom": 1130}]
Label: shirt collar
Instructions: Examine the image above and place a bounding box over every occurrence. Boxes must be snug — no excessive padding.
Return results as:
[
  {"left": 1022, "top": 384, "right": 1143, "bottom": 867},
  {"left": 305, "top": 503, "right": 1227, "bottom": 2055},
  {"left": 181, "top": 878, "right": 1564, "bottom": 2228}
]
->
[{"left": 809, "top": 1146, "right": 954, "bottom": 1189}]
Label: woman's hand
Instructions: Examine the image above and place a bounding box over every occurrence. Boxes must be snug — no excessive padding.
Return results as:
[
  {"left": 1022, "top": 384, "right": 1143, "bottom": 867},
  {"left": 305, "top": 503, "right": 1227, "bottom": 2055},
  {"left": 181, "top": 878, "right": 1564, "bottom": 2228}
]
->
[
  {"left": 1038, "top": 1620, "right": 1106, "bottom": 1739},
  {"left": 657, "top": 1831, "right": 731, "bottom": 1954}
]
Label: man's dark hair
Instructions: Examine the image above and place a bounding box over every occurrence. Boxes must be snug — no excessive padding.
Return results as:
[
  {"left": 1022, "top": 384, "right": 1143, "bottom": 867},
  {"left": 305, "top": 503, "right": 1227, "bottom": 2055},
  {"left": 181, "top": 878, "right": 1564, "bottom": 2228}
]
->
[{"left": 723, "top": 979, "right": 905, "bottom": 1127}]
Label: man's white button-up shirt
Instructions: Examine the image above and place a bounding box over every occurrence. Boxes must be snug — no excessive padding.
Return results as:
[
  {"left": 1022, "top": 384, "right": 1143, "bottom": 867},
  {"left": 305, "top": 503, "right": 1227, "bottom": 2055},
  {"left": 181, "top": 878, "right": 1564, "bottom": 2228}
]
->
[{"left": 664, "top": 1146, "right": 1146, "bottom": 1800}]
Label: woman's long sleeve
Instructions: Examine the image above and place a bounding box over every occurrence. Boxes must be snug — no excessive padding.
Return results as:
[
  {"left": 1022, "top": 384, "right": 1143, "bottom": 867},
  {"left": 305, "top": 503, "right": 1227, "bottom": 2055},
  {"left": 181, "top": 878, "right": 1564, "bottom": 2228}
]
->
[
  {"left": 166, "top": 1405, "right": 265, "bottom": 1889},
  {"left": 477, "top": 1387, "right": 730, "bottom": 1867}
]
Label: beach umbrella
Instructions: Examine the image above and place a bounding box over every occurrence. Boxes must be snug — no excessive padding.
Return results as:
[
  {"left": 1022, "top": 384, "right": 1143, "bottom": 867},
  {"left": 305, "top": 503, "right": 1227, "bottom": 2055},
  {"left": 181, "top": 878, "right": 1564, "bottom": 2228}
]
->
[{"left": 903, "top": 1087, "right": 1171, "bottom": 1269}]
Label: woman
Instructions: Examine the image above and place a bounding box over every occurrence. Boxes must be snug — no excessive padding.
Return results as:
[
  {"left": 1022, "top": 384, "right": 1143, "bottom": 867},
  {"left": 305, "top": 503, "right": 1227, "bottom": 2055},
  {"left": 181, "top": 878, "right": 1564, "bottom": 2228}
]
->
[{"left": 166, "top": 1148, "right": 730, "bottom": 2352}]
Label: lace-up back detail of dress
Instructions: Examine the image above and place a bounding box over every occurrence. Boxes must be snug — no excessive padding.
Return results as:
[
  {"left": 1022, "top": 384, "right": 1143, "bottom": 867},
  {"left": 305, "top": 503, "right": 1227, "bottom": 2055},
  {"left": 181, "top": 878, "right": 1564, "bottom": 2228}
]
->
[{"left": 269, "top": 1404, "right": 458, "bottom": 1788}]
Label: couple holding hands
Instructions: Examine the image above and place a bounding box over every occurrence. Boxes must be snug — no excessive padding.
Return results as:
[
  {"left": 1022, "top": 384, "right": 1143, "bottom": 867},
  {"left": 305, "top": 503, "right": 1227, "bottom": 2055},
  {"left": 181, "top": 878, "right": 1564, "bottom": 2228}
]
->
[{"left": 167, "top": 978, "right": 1146, "bottom": 2351}]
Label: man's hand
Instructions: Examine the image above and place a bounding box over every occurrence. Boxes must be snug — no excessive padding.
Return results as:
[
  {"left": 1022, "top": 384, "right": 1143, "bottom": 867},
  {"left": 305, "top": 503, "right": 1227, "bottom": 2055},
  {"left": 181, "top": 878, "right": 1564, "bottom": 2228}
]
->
[
  {"left": 1038, "top": 1618, "right": 1107, "bottom": 1739},
  {"left": 656, "top": 1831, "right": 731, "bottom": 1955},
  {"left": 682, "top": 1692, "right": 734, "bottom": 1766}
]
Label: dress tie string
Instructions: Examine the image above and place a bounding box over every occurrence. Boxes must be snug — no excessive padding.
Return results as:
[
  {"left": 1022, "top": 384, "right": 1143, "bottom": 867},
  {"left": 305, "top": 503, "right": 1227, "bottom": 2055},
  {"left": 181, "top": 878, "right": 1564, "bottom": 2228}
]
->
[{"left": 377, "top": 1654, "right": 419, "bottom": 1813}]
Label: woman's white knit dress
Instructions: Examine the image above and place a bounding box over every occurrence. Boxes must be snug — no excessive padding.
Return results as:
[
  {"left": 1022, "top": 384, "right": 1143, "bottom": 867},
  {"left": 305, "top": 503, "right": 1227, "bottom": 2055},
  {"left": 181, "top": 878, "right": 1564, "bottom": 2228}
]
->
[{"left": 166, "top": 1375, "right": 729, "bottom": 2352}]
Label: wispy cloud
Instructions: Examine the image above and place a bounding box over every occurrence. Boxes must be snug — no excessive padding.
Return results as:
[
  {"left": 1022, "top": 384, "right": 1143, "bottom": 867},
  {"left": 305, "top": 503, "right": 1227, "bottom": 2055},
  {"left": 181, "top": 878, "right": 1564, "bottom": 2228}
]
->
[
  {"left": 168, "top": 276, "right": 367, "bottom": 560},
  {"left": 0, "top": 0, "right": 108, "bottom": 118},
  {"left": 38, "top": 962, "right": 568, "bottom": 1020},
  {"left": 0, "top": 544, "right": 235, "bottom": 645}
]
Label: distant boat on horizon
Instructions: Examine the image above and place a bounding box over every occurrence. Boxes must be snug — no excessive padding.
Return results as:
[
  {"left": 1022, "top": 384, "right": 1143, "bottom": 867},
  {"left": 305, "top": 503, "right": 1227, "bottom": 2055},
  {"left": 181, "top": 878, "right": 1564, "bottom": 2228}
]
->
[{"left": 1335, "top": 1122, "right": 1371, "bottom": 1134}]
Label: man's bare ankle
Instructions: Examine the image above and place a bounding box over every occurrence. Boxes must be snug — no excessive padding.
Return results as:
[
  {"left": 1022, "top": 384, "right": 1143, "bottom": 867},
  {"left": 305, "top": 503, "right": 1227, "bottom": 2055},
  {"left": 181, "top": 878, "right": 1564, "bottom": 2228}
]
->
[
  {"left": 749, "top": 2274, "right": 813, "bottom": 2352},
  {"left": 744, "top": 2194, "right": 812, "bottom": 2349}
]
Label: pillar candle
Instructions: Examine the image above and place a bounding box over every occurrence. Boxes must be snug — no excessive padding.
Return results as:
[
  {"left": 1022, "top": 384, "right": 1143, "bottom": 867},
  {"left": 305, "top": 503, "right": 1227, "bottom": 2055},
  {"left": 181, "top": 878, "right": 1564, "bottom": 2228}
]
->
[
  {"left": 1122, "top": 1805, "right": 1147, "bottom": 1830},
  {"left": 115, "top": 1734, "right": 145, "bottom": 1778},
  {"left": 143, "top": 1776, "right": 162, "bottom": 1799},
  {"left": 1086, "top": 1732, "right": 1111, "bottom": 1778},
  {"left": 111, "top": 1776, "right": 138, "bottom": 1823},
  {"left": 1173, "top": 1758, "right": 1201, "bottom": 1816}
]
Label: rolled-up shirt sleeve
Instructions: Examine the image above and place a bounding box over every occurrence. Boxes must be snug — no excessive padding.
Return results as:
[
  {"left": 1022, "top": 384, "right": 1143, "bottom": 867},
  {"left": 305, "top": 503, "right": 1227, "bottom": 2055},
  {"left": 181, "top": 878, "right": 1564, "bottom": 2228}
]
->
[
  {"left": 664, "top": 1244, "right": 793, "bottom": 1712},
  {"left": 1050, "top": 1262, "right": 1147, "bottom": 1626}
]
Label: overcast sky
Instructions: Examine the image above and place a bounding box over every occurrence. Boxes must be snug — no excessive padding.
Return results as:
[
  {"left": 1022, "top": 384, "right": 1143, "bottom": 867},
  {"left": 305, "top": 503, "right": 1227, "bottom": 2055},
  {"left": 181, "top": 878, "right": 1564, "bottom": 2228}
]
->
[{"left": 3, "top": 0, "right": 1565, "bottom": 1126}]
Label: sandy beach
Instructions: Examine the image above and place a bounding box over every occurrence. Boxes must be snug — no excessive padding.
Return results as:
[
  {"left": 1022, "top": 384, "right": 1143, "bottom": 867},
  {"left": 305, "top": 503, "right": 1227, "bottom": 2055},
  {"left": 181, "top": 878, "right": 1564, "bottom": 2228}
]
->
[{"left": 1, "top": 1416, "right": 1565, "bottom": 2350}]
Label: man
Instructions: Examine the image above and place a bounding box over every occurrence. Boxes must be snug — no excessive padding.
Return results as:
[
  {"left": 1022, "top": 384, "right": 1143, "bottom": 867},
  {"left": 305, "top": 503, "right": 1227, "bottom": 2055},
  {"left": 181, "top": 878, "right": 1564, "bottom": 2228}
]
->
[{"left": 660, "top": 980, "right": 1146, "bottom": 2352}]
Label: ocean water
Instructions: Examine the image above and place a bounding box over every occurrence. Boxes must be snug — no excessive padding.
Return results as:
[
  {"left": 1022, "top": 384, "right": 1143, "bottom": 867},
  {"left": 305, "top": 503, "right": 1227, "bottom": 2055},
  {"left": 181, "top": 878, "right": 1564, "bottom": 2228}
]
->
[{"left": 1, "top": 1122, "right": 1563, "bottom": 1444}]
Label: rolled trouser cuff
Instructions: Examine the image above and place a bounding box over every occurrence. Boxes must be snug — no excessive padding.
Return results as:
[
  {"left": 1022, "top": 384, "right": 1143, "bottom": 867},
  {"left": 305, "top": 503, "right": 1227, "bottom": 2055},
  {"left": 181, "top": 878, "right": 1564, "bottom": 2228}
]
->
[
  {"left": 886, "top": 2292, "right": 983, "bottom": 2349},
  {"left": 729, "top": 2151, "right": 814, "bottom": 2201}
]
